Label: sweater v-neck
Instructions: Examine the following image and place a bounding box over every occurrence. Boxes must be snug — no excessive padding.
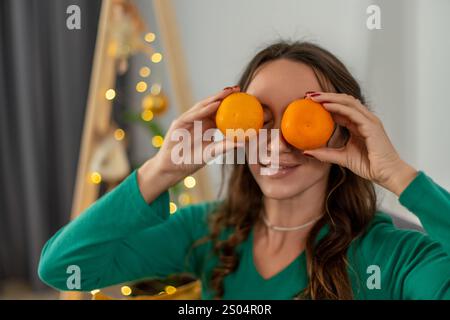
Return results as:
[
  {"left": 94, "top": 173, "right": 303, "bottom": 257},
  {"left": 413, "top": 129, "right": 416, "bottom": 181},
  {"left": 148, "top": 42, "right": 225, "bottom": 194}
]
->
[
  {"left": 247, "top": 220, "right": 332, "bottom": 282},
  {"left": 247, "top": 225, "right": 306, "bottom": 282}
]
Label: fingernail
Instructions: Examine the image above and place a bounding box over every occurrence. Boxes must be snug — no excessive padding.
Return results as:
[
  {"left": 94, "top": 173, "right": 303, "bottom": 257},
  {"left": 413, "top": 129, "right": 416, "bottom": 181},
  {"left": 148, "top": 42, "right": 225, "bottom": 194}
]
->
[
  {"left": 309, "top": 93, "right": 321, "bottom": 97},
  {"left": 304, "top": 91, "right": 316, "bottom": 98},
  {"left": 233, "top": 85, "right": 240, "bottom": 90},
  {"left": 303, "top": 152, "right": 314, "bottom": 158},
  {"left": 223, "top": 86, "right": 233, "bottom": 91}
]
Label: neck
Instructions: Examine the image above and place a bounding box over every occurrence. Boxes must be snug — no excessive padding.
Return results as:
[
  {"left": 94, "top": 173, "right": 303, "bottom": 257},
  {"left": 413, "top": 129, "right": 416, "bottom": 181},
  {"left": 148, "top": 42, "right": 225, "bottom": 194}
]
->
[
  {"left": 254, "top": 179, "right": 328, "bottom": 252},
  {"left": 262, "top": 179, "right": 327, "bottom": 229}
]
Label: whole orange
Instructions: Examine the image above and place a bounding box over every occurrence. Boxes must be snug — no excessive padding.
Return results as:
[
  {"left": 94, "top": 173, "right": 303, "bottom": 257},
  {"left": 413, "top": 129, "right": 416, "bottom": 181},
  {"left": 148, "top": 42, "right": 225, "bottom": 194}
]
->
[
  {"left": 215, "top": 92, "right": 264, "bottom": 141},
  {"left": 281, "top": 98, "right": 335, "bottom": 150}
]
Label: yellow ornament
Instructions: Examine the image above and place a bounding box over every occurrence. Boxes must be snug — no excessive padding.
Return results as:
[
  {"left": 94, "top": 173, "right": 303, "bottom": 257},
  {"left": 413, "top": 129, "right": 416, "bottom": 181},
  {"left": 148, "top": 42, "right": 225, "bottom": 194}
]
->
[{"left": 142, "top": 92, "right": 168, "bottom": 115}]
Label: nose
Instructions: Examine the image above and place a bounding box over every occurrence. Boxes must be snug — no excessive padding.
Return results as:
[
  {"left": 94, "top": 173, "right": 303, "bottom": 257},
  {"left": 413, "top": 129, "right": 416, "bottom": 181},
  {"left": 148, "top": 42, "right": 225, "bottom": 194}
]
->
[{"left": 267, "top": 124, "right": 292, "bottom": 154}]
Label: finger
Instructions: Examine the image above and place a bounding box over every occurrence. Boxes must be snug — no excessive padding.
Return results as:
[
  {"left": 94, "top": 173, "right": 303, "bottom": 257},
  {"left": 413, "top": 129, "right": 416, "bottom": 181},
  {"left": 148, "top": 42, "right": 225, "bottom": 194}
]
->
[
  {"left": 309, "top": 92, "right": 376, "bottom": 121},
  {"left": 321, "top": 102, "right": 369, "bottom": 128},
  {"left": 303, "top": 147, "right": 347, "bottom": 166},
  {"left": 195, "top": 85, "right": 241, "bottom": 110},
  {"left": 183, "top": 100, "right": 221, "bottom": 123},
  {"left": 331, "top": 114, "right": 360, "bottom": 135},
  {"left": 331, "top": 113, "right": 351, "bottom": 127},
  {"left": 185, "top": 85, "right": 239, "bottom": 119},
  {"left": 205, "top": 139, "right": 245, "bottom": 162},
  {"left": 201, "top": 117, "right": 217, "bottom": 131}
]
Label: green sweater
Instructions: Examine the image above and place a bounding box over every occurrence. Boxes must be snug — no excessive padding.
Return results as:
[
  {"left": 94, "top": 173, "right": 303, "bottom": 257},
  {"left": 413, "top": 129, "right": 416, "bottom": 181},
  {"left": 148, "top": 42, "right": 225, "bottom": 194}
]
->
[{"left": 38, "top": 171, "right": 450, "bottom": 299}]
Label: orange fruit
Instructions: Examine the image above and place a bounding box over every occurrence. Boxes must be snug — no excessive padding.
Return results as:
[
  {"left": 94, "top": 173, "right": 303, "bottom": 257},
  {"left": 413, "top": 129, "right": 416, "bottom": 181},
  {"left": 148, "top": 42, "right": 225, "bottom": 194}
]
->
[
  {"left": 215, "top": 92, "right": 264, "bottom": 141},
  {"left": 281, "top": 98, "right": 335, "bottom": 150}
]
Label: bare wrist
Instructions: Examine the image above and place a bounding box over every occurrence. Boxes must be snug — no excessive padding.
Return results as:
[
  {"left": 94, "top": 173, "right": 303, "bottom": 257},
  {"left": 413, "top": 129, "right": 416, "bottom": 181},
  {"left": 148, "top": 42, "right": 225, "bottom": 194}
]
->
[
  {"left": 382, "top": 160, "right": 418, "bottom": 196},
  {"left": 137, "top": 157, "right": 179, "bottom": 203}
]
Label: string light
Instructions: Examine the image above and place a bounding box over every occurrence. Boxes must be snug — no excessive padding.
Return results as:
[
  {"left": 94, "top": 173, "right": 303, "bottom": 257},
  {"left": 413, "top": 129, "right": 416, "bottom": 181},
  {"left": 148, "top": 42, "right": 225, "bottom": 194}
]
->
[
  {"left": 107, "top": 41, "right": 118, "bottom": 57},
  {"left": 105, "top": 89, "right": 116, "bottom": 100},
  {"left": 151, "top": 53, "right": 163, "bottom": 63},
  {"left": 141, "top": 109, "right": 154, "bottom": 122},
  {"left": 150, "top": 83, "right": 162, "bottom": 95},
  {"left": 90, "top": 172, "right": 102, "bottom": 184},
  {"left": 152, "top": 135, "right": 164, "bottom": 148},
  {"left": 136, "top": 81, "right": 148, "bottom": 93},
  {"left": 114, "top": 128, "right": 125, "bottom": 141},
  {"left": 121, "top": 286, "right": 132, "bottom": 296},
  {"left": 184, "top": 176, "right": 196, "bottom": 189},
  {"left": 169, "top": 202, "right": 177, "bottom": 214},
  {"left": 144, "top": 32, "right": 156, "bottom": 43},
  {"left": 165, "top": 285, "right": 177, "bottom": 295},
  {"left": 139, "top": 67, "right": 151, "bottom": 78},
  {"left": 178, "top": 193, "right": 192, "bottom": 206}
]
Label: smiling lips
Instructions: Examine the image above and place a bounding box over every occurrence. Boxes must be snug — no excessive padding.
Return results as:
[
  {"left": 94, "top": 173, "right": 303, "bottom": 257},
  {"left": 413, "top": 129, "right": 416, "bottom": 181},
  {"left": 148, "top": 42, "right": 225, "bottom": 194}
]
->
[
  {"left": 260, "top": 162, "right": 300, "bottom": 168},
  {"left": 258, "top": 161, "right": 303, "bottom": 178}
]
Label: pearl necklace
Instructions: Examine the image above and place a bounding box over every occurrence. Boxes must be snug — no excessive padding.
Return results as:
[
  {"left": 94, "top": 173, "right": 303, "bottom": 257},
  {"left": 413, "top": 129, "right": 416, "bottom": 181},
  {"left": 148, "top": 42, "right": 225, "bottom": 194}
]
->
[{"left": 262, "top": 212, "right": 324, "bottom": 232}]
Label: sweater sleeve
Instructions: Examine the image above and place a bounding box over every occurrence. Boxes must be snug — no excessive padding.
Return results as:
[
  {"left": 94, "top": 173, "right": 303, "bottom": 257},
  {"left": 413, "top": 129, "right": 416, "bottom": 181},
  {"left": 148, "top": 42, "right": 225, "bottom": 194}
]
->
[
  {"left": 354, "top": 171, "right": 450, "bottom": 299},
  {"left": 397, "top": 172, "right": 450, "bottom": 299},
  {"left": 38, "top": 170, "right": 212, "bottom": 292},
  {"left": 398, "top": 171, "right": 450, "bottom": 255}
]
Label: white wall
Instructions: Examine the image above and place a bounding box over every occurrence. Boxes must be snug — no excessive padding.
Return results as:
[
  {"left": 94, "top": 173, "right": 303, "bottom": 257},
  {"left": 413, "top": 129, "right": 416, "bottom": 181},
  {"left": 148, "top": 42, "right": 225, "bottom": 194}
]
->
[
  {"left": 132, "top": 0, "right": 450, "bottom": 224},
  {"left": 416, "top": 0, "right": 450, "bottom": 187}
]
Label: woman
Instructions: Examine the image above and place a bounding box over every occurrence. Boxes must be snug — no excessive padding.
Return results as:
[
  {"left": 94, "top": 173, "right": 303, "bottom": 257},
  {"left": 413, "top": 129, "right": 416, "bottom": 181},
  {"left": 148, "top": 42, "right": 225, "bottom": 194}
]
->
[{"left": 38, "top": 41, "right": 450, "bottom": 299}]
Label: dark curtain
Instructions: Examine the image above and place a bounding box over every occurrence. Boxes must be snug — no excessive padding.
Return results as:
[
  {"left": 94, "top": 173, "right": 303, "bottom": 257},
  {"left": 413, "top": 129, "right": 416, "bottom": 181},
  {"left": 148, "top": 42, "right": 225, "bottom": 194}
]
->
[{"left": 0, "top": 0, "right": 102, "bottom": 289}]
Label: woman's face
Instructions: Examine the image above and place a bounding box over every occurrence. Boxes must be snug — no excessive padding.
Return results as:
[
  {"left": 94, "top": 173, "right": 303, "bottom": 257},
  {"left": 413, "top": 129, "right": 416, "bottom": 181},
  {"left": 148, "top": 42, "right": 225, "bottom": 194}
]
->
[{"left": 245, "top": 59, "right": 341, "bottom": 200}]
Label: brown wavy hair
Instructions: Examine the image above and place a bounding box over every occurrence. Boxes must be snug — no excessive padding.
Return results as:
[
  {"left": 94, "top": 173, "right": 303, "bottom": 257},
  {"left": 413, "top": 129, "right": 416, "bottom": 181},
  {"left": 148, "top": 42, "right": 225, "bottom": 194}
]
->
[{"left": 191, "top": 41, "right": 377, "bottom": 299}]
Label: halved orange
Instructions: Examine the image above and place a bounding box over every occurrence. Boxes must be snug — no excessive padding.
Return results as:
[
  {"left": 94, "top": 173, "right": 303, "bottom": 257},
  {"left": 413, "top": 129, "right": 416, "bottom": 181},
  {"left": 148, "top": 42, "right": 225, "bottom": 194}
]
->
[
  {"left": 281, "top": 98, "right": 335, "bottom": 150},
  {"left": 215, "top": 92, "right": 264, "bottom": 141}
]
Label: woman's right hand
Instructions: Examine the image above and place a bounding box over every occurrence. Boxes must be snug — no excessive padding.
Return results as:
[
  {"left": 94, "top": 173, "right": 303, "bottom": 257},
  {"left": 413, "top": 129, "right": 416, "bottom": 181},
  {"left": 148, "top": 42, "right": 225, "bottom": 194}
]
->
[{"left": 137, "top": 86, "right": 242, "bottom": 203}]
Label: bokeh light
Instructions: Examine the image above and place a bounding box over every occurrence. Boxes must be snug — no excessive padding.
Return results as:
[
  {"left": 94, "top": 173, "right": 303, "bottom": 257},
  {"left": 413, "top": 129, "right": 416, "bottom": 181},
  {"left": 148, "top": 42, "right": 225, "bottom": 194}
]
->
[
  {"left": 152, "top": 135, "right": 164, "bottom": 148},
  {"left": 144, "top": 32, "right": 156, "bottom": 43},
  {"left": 150, "top": 83, "right": 162, "bottom": 95},
  {"left": 184, "top": 176, "right": 196, "bottom": 189},
  {"left": 169, "top": 202, "right": 177, "bottom": 214},
  {"left": 139, "top": 67, "right": 151, "bottom": 78},
  {"left": 136, "top": 81, "right": 148, "bottom": 93},
  {"left": 178, "top": 193, "right": 192, "bottom": 206},
  {"left": 151, "top": 53, "right": 163, "bottom": 63},
  {"left": 165, "top": 285, "right": 177, "bottom": 294},
  {"left": 105, "top": 89, "right": 116, "bottom": 101},
  {"left": 90, "top": 172, "right": 102, "bottom": 184},
  {"left": 114, "top": 129, "right": 125, "bottom": 141},
  {"left": 121, "top": 286, "right": 132, "bottom": 296}
]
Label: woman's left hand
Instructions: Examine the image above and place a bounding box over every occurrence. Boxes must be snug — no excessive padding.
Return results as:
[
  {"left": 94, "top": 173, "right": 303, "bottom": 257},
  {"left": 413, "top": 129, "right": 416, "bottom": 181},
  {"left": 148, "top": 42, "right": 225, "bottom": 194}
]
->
[{"left": 303, "top": 92, "right": 418, "bottom": 196}]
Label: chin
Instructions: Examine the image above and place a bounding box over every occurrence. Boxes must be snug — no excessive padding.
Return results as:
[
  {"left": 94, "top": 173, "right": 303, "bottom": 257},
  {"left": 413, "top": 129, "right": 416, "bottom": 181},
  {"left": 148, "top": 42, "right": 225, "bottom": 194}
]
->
[
  {"left": 259, "top": 183, "right": 305, "bottom": 200},
  {"left": 248, "top": 161, "right": 331, "bottom": 200}
]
